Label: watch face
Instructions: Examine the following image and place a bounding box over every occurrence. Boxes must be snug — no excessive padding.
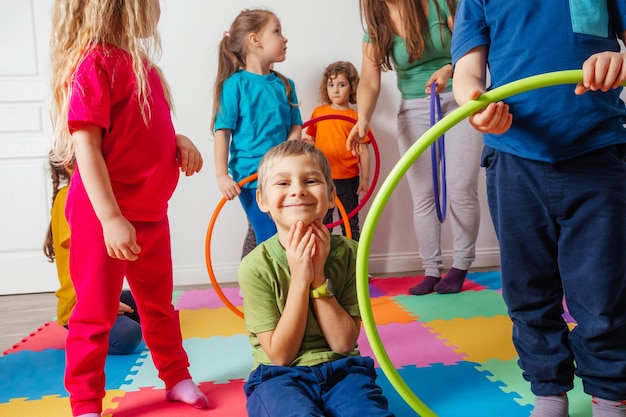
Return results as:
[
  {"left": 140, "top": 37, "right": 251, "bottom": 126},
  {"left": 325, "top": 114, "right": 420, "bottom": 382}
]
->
[{"left": 325, "top": 279, "right": 334, "bottom": 296}]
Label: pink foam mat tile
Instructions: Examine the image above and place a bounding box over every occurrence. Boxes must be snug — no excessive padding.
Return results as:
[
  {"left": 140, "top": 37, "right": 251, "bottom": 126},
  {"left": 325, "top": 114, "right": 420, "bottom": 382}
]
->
[
  {"left": 3, "top": 321, "right": 67, "bottom": 355},
  {"left": 357, "top": 321, "right": 466, "bottom": 368},
  {"left": 370, "top": 275, "right": 483, "bottom": 297},
  {"left": 370, "top": 276, "right": 422, "bottom": 296},
  {"left": 104, "top": 380, "right": 246, "bottom": 417},
  {"left": 175, "top": 287, "right": 242, "bottom": 310}
]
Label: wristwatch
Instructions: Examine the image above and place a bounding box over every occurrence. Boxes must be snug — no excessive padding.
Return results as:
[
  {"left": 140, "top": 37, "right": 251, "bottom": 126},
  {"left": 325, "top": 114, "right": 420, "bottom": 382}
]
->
[{"left": 310, "top": 279, "right": 334, "bottom": 299}]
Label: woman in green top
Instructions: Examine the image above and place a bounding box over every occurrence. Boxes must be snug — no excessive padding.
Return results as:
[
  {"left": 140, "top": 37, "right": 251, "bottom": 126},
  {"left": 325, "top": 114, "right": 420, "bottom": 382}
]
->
[{"left": 348, "top": 0, "right": 482, "bottom": 295}]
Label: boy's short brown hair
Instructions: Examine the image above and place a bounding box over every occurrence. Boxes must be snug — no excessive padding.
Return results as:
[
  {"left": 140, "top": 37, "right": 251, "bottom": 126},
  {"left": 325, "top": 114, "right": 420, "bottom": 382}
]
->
[{"left": 257, "top": 140, "right": 335, "bottom": 201}]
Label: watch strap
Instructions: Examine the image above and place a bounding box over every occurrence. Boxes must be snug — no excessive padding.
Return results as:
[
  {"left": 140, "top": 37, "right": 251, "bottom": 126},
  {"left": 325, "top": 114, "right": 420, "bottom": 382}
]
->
[{"left": 310, "top": 281, "right": 330, "bottom": 298}]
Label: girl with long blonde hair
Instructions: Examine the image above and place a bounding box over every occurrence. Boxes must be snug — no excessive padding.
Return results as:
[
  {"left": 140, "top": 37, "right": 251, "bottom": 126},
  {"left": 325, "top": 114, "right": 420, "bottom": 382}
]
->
[{"left": 49, "top": 1, "right": 207, "bottom": 415}]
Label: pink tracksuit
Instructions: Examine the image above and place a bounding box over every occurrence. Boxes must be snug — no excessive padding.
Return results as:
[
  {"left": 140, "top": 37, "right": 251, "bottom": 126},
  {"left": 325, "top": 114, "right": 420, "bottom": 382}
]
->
[{"left": 64, "top": 44, "right": 191, "bottom": 416}]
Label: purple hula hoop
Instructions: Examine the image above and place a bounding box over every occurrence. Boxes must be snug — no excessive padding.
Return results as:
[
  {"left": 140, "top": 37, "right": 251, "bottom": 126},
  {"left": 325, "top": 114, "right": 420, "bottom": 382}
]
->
[
  {"left": 302, "top": 114, "right": 380, "bottom": 229},
  {"left": 430, "top": 82, "right": 447, "bottom": 223}
]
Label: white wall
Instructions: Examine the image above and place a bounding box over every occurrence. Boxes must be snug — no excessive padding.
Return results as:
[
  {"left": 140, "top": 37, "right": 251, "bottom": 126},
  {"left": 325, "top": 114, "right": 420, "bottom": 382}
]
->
[
  {"left": 158, "top": 0, "right": 499, "bottom": 287},
  {"left": 0, "top": 1, "right": 499, "bottom": 295}
]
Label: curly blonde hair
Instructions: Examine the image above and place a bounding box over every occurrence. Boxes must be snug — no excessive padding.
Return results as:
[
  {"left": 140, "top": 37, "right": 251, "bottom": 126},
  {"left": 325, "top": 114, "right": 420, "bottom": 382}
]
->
[
  {"left": 318, "top": 61, "right": 359, "bottom": 105},
  {"left": 49, "top": 0, "right": 171, "bottom": 166}
]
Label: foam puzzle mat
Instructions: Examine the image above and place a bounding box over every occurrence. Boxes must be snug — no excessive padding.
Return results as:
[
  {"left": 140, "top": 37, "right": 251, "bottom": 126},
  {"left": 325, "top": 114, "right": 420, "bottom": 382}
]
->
[{"left": 0, "top": 271, "right": 591, "bottom": 416}]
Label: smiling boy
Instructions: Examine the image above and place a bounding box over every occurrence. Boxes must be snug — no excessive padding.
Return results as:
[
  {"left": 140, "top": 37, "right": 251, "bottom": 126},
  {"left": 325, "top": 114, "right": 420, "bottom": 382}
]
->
[{"left": 238, "top": 140, "right": 393, "bottom": 417}]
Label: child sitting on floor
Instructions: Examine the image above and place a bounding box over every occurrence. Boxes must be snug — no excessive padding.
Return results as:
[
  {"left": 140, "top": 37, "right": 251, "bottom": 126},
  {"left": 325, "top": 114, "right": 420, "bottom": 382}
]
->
[{"left": 238, "top": 140, "right": 394, "bottom": 416}]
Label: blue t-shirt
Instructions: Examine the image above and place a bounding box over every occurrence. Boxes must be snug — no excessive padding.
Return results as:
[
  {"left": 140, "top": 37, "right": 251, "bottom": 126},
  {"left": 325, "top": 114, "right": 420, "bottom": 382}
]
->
[
  {"left": 214, "top": 70, "right": 302, "bottom": 186},
  {"left": 451, "top": 0, "right": 626, "bottom": 162}
]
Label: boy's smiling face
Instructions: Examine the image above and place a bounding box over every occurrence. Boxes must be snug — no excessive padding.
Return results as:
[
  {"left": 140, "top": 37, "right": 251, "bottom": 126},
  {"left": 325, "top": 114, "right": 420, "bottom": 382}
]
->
[{"left": 257, "top": 154, "right": 335, "bottom": 236}]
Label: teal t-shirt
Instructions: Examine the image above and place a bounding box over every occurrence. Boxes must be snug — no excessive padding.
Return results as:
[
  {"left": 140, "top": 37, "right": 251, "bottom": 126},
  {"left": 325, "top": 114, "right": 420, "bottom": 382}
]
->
[
  {"left": 238, "top": 234, "right": 361, "bottom": 371},
  {"left": 214, "top": 70, "right": 302, "bottom": 187},
  {"left": 364, "top": 0, "right": 453, "bottom": 99}
]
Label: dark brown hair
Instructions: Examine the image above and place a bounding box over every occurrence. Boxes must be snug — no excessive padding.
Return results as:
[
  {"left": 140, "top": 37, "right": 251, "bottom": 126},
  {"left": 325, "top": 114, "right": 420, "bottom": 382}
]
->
[
  {"left": 211, "top": 9, "right": 297, "bottom": 133},
  {"left": 359, "top": 0, "right": 457, "bottom": 71},
  {"left": 43, "top": 153, "right": 75, "bottom": 262}
]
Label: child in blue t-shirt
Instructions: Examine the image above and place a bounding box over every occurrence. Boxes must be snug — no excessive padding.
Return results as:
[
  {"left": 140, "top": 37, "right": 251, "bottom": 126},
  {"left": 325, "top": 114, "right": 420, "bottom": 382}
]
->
[
  {"left": 211, "top": 8, "right": 302, "bottom": 254},
  {"left": 452, "top": 2, "right": 626, "bottom": 416}
]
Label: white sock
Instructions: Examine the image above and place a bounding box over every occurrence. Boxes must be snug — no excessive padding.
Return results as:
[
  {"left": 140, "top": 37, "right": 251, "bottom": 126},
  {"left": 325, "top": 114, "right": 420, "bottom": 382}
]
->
[
  {"left": 530, "top": 394, "right": 568, "bottom": 417},
  {"left": 592, "top": 397, "right": 626, "bottom": 417}
]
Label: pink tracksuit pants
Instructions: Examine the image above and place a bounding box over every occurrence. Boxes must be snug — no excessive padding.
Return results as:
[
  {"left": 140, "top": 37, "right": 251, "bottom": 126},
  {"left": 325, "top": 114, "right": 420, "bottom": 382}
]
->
[{"left": 65, "top": 198, "right": 191, "bottom": 416}]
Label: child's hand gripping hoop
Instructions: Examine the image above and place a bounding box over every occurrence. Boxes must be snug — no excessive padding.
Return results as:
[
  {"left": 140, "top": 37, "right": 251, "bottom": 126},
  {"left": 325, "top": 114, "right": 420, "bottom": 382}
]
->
[
  {"left": 430, "top": 82, "right": 447, "bottom": 223},
  {"left": 303, "top": 114, "right": 381, "bottom": 229},
  {"left": 356, "top": 70, "right": 620, "bottom": 417},
  {"left": 205, "top": 173, "right": 352, "bottom": 319}
]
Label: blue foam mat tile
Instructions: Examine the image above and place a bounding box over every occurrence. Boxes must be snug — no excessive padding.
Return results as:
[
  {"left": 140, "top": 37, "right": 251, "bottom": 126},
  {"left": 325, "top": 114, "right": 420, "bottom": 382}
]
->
[
  {"left": 376, "top": 363, "right": 533, "bottom": 417},
  {"left": 467, "top": 271, "right": 502, "bottom": 291},
  {"left": 0, "top": 345, "right": 149, "bottom": 401},
  {"left": 120, "top": 335, "right": 252, "bottom": 391},
  {"left": 0, "top": 349, "right": 67, "bottom": 401},
  {"left": 185, "top": 335, "right": 252, "bottom": 384}
]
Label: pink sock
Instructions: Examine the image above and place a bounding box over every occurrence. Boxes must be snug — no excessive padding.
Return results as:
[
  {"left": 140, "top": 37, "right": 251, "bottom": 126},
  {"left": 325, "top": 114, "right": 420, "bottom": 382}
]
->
[
  {"left": 166, "top": 379, "right": 209, "bottom": 409},
  {"left": 76, "top": 414, "right": 100, "bottom": 417}
]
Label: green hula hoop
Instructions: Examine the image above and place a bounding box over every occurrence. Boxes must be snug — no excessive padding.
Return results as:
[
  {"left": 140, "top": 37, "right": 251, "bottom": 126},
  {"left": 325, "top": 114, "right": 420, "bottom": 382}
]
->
[{"left": 357, "top": 69, "right": 624, "bottom": 416}]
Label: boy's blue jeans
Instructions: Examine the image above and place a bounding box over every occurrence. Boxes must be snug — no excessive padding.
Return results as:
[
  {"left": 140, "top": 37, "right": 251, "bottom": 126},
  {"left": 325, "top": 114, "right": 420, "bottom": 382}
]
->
[
  {"left": 482, "top": 145, "right": 626, "bottom": 400},
  {"left": 244, "top": 356, "right": 394, "bottom": 417}
]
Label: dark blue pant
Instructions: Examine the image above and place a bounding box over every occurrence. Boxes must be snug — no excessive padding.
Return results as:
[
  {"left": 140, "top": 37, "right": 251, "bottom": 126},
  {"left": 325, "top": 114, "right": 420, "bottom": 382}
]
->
[
  {"left": 239, "top": 188, "right": 276, "bottom": 244},
  {"left": 65, "top": 289, "right": 142, "bottom": 355},
  {"left": 482, "top": 145, "right": 626, "bottom": 400},
  {"left": 108, "top": 290, "right": 142, "bottom": 355},
  {"left": 244, "top": 356, "right": 394, "bottom": 417},
  {"left": 325, "top": 176, "right": 360, "bottom": 241}
]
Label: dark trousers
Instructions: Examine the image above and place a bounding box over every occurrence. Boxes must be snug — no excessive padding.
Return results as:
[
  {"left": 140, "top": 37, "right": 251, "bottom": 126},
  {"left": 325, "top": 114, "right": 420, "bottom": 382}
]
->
[
  {"left": 482, "top": 145, "right": 626, "bottom": 400},
  {"left": 325, "top": 176, "right": 360, "bottom": 241}
]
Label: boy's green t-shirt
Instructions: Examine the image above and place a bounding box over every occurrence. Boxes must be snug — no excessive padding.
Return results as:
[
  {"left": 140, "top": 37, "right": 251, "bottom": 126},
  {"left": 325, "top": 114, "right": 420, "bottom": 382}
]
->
[{"left": 238, "top": 234, "right": 361, "bottom": 371}]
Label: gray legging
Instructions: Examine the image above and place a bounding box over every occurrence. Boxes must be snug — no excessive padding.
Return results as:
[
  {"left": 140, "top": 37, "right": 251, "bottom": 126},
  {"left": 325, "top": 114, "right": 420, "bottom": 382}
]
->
[{"left": 396, "top": 91, "right": 482, "bottom": 277}]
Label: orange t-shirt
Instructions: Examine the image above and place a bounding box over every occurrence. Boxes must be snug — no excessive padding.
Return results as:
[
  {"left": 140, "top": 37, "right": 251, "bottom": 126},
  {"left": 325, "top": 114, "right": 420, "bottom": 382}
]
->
[{"left": 306, "top": 105, "right": 370, "bottom": 179}]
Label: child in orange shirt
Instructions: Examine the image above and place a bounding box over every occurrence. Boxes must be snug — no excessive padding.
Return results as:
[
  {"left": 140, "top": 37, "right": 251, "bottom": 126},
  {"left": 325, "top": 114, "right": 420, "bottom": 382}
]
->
[{"left": 305, "top": 61, "right": 371, "bottom": 241}]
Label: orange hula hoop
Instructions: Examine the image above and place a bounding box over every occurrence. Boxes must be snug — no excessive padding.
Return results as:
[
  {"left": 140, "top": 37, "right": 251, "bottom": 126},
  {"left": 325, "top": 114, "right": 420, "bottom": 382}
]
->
[{"left": 205, "top": 172, "right": 352, "bottom": 318}]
